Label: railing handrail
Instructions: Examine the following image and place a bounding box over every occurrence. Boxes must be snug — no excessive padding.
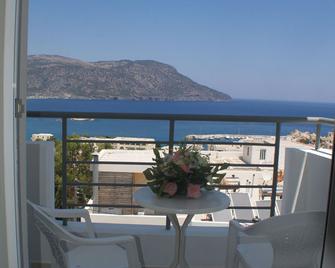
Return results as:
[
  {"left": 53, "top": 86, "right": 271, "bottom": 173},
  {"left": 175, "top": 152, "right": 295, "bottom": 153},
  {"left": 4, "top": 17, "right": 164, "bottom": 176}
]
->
[
  {"left": 27, "top": 110, "right": 334, "bottom": 124},
  {"left": 307, "top": 117, "right": 335, "bottom": 126}
]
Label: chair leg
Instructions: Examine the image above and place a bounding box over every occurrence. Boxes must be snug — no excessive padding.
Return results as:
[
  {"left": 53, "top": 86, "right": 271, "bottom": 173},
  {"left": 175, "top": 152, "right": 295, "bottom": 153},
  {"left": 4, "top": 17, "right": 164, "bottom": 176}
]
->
[{"left": 233, "top": 255, "right": 240, "bottom": 268}]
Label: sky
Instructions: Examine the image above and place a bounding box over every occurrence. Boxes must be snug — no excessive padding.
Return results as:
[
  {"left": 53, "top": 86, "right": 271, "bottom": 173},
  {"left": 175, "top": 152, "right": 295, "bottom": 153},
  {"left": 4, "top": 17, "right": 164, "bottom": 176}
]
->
[{"left": 28, "top": 0, "right": 335, "bottom": 103}]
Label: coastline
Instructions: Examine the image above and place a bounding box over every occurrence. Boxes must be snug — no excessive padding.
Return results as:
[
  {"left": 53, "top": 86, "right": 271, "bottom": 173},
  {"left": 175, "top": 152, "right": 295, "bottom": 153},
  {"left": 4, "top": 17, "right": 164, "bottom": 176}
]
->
[{"left": 26, "top": 99, "right": 335, "bottom": 141}]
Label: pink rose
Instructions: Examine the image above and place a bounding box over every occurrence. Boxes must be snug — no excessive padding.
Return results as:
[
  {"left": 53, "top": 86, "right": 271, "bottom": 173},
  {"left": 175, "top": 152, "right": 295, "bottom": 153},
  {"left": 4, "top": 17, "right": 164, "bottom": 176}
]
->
[
  {"left": 187, "top": 183, "right": 201, "bottom": 199},
  {"left": 180, "top": 164, "right": 190, "bottom": 173},
  {"left": 163, "top": 182, "right": 178, "bottom": 196}
]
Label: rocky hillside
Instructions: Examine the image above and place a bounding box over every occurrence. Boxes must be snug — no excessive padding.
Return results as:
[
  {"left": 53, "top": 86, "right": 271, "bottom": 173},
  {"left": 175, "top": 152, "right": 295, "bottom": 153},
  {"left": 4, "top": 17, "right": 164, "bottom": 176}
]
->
[
  {"left": 288, "top": 129, "right": 333, "bottom": 149},
  {"left": 27, "top": 55, "right": 231, "bottom": 101}
]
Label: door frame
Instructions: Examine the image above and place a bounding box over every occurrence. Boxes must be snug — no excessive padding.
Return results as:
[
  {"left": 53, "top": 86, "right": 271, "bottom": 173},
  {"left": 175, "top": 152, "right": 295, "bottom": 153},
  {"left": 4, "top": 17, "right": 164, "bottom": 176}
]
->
[
  {"left": 321, "top": 132, "right": 335, "bottom": 267},
  {"left": 1, "top": 0, "right": 21, "bottom": 267},
  {"left": 15, "top": 0, "right": 29, "bottom": 267},
  {"left": 0, "top": 0, "right": 29, "bottom": 267}
]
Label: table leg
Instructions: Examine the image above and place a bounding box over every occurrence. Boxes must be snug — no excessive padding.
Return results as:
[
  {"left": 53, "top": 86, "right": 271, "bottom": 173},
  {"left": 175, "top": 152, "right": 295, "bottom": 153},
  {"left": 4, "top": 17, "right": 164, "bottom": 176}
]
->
[
  {"left": 168, "top": 214, "right": 180, "bottom": 268},
  {"left": 168, "top": 214, "right": 194, "bottom": 268}
]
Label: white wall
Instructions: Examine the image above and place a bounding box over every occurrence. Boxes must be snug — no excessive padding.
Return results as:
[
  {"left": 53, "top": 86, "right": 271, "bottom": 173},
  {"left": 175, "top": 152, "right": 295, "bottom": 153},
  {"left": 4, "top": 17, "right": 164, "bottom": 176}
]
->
[
  {"left": 26, "top": 142, "right": 55, "bottom": 267},
  {"left": 242, "top": 145, "right": 252, "bottom": 163},
  {"left": 66, "top": 221, "right": 229, "bottom": 268},
  {"left": 26, "top": 142, "right": 55, "bottom": 208},
  {"left": 282, "top": 148, "right": 332, "bottom": 214}
]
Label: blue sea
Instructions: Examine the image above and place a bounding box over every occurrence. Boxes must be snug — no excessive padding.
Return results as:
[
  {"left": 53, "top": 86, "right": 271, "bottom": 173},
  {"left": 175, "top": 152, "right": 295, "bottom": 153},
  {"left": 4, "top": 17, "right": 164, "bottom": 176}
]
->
[{"left": 26, "top": 99, "right": 335, "bottom": 141}]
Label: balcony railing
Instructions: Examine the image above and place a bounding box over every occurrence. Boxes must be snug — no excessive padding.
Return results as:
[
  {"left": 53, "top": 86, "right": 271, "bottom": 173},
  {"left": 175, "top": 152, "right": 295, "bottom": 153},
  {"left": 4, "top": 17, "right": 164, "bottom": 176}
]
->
[{"left": 27, "top": 110, "right": 335, "bottom": 228}]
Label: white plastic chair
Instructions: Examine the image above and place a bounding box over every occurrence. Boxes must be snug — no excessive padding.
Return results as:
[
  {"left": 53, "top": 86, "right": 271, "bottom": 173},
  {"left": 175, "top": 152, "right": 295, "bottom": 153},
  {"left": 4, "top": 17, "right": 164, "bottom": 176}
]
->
[
  {"left": 230, "top": 193, "right": 255, "bottom": 221},
  {"left": 28, "top": 200, "right": 143, "bottom": 268},
  {"left": 225, "top": 211, "right": 326, "bottom": 268}
]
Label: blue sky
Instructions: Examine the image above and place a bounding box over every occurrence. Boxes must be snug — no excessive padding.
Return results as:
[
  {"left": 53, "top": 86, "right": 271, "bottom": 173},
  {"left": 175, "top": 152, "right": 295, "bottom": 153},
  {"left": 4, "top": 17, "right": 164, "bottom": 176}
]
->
[{"left": 28, "top": 0, "right": 335, "bottom": 102}]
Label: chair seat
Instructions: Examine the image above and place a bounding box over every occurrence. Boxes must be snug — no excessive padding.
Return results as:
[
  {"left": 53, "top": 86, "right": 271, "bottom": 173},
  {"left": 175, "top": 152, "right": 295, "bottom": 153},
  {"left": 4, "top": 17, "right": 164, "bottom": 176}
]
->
[
  {"left": 66, "top": 244, "right": 129, "bottom": 268},
  {"left": 236, "top": 242, "right": 273, "bottom": 268}
]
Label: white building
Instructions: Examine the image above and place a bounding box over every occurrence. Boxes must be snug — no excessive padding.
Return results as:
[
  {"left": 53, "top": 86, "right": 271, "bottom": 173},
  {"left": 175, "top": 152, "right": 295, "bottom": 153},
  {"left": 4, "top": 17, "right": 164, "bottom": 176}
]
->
[
  {"left": 109, "top": 137, "right": 155, "bottom": 150},
  {"left": 31, "top": 133, "right": 54, "bottom": 141},
  {"left": 81, "top": 136, "right": 156, "bottom": 150},
  {"left": 242, "top": 145, "right": 274, "bottom": 165}
]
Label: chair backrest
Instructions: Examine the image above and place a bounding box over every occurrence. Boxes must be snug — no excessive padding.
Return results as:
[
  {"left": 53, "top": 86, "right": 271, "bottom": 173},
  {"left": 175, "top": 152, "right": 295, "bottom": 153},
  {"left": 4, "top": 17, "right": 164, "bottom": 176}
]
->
[
  {"left": 212, "top": 209, "right": 233, "bottom": 222},
  {"left": 245, "top": 211, "right": 326, "bottom": 268},
  {"left": 275, "top": 199, "right": 282, "bottom": 215},
  {"left": 255, "top": 200, "right": 271, "bottom": 220},
  {"left": 28, "top": 201, "right": 81, "bottom": 268},
  {"left": 230, "top": 192, "right": 254, "bottom": 221}
]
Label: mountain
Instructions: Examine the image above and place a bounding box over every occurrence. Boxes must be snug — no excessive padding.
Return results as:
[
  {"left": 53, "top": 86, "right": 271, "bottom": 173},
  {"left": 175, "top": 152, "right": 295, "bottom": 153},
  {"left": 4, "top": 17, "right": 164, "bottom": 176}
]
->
[{"left": 27, "top": 55, "right": 231, "bottom": 101}]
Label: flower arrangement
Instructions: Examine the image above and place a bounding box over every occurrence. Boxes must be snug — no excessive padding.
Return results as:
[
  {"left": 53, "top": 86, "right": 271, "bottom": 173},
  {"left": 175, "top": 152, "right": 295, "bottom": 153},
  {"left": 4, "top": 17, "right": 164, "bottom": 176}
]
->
[{"left": 143, "top": 146, "right": 228, "bottom": 198}]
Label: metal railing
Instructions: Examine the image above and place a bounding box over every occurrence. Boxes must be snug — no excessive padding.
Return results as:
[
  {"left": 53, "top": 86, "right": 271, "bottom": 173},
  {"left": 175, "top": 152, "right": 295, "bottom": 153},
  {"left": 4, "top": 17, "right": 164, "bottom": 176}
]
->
[{"left": 27, "top": 110, "right": 335, "bottom": 227}]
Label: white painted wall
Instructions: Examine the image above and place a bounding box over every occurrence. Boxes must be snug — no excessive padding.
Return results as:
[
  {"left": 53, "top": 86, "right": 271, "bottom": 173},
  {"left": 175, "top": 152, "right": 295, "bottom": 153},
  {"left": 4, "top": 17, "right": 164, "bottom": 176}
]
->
[
  {"left": 282, "top": 148, "right": 332, "bottom": 214},
  {"left": 26, "top": 142, "right": 55, "bottom": 207},
  {"left": 66, "top": 222, "right": 229, "bottom": 268},
  {"left": 26, "top": 142, "right": 55, "bottom": 267},
  {"left": 242, "top": 145, "right": 252, "bottom": 164}
]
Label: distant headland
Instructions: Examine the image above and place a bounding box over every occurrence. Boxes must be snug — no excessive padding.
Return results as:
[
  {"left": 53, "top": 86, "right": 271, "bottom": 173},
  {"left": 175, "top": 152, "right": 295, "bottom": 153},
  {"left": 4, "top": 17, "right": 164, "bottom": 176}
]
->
[{"left": 27, "top": 55, "right": 231, "bottom": 101}]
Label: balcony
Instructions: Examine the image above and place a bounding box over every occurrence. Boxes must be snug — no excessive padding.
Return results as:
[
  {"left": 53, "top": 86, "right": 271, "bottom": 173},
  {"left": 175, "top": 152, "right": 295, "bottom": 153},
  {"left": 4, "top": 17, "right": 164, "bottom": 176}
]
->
[{"left": 26, "top": 110, "right": 334, "bottom": 268}]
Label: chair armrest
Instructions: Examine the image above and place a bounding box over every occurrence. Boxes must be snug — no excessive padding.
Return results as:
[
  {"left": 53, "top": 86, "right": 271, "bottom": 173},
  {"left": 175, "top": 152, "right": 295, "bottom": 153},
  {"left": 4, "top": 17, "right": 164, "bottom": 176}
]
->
[
  {"left": 230, "top": 219, "right": 245, "bottom": 233},
  {"left": 46, "top": 208, "right": 90, "bottom": 220},
  {"left": 44, "top": 207, "right": 96, "bottom": 238}
]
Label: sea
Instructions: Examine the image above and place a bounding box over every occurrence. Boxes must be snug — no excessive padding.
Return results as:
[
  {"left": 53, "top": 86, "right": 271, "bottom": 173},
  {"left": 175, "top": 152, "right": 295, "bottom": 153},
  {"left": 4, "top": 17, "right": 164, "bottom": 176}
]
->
[{"left": 26, "top": 99, "right": 335, "bottom": 141}]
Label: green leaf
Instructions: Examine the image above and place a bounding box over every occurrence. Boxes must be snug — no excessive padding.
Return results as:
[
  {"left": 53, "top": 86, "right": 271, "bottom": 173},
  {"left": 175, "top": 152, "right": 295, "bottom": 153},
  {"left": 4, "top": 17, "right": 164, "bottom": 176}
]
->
[
  {"left": 153, "top": 148, "right": 161, "bottom": 161},
  {"left": 147, "top": 180, "right": 160, "bottom": 186},
  {"left": 143, "top": 169, "right": 155, "bottom": 180}
]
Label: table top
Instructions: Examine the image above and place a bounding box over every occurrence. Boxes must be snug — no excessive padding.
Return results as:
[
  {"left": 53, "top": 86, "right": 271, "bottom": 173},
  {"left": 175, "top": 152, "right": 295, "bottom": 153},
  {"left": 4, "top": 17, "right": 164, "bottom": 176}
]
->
[{"left": 134, "top": 187, "right": 230, "bottom": 215}]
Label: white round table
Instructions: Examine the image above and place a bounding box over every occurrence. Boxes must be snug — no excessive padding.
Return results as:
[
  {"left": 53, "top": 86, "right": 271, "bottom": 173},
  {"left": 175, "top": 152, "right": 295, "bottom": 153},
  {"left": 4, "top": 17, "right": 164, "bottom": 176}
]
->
[{"left": 134, "top": 187, "right": 230, "bottom": 268}]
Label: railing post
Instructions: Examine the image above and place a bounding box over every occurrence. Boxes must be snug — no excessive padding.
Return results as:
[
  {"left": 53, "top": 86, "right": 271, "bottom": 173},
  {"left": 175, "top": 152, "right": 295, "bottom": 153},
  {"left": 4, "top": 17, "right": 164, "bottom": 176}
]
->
[
  {"left": 315, "top": 123, "right": 321, "bottom": 150},
  {"left": 270, "top": 122, "right": 281, "bottom": 217},
  {"left": 168, "top": 119, "right": 175, "bottom": 154},
  {"left": 165, "top": 119, "right": 175, "bottom": 230},
  {"left": 61, "top": 117, "right": 68, "bottom": 211}
]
